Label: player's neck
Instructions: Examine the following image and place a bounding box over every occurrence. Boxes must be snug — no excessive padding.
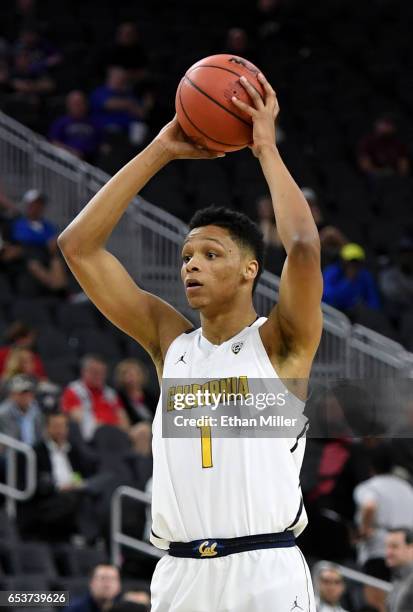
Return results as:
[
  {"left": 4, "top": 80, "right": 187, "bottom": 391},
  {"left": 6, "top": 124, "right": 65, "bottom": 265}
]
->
[{"left": 200, "top": 305, "right": 258, "bottom": 346}]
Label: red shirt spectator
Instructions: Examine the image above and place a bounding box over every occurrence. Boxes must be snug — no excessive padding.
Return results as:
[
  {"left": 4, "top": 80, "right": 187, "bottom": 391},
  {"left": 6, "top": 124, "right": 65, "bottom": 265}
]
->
[{"left": 61, "top": 354, "right": 128, "bottom": 439}]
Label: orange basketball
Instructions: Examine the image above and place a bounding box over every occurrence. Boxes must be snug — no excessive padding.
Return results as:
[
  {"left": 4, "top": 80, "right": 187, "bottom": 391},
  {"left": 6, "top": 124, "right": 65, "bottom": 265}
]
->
[{"left": 175, "top": 54, "right": 265, "bottom": 153}]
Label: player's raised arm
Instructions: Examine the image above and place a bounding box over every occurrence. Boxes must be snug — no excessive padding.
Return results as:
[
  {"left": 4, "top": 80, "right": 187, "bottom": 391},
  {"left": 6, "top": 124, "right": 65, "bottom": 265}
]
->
[
  {"left": 58, "top": 118, "right": 225, "bottom": 369},
  {"left": 232, "top": 74, "right": 323, "bottom": 371}
]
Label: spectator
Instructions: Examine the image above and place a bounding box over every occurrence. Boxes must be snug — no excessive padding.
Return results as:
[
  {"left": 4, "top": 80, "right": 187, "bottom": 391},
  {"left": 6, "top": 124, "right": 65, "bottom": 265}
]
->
[
  {"left": 0, "top": 375, "right": 43, "bottom": 446},
  {"left": 126, "top": 422, "right": 153, "bottom": 490},
  {"left": 14, "top": 26, "right": 62, "bottom": 72},
  {"left": 122, "top": 592, "right": 150, "bottom": 608},
  {"left": 66, "top": 564, "right": 121, "bottom": 612},
  {"left": 17, "top": 411, "right": 104, "bottom": 541},
  {"left": 11, "top": 189, "right": 67, "bottom": 296},
  {"left": 1, "top": 346, "right": 44, "bottom": 384},
  {"left": 49, "top": 91, "right": 101, "bottom": 162},
  {"left": 357, "top": 116, "right": 410, "bottom": 177},
  {"left": 322, "top": 243, "right": 381, "bottom": 312},
  {"left": 0, "top": 322, "right": 46, "bottom": 379},
  {"left": 301, "top": 187, "right": 348, "bottom": 267},
  {"left": 10, "top": 48, "right": 54, "bottom": 97},
  {"left": 354, "top": 445, "right": 413, "bottom": 611},
  {"left": 314, "top": 563, "right": 349, "bottom": 611},
  {"left": 379, "top": 235, "right": 413, "bottom": 328},
  {"left": 103, "top": 22, "right": 148, "bottom": 85},
  {"left": 255, "top": 195, "right": 285, "bottom": 275},
  {"left": 225, "top": 27, "right": 254, "bottom": 58},
  {"left": 386, "top": 529, "right": 413, "bottom": 612},
  {"left": 114, "top": 359, "right": 154, "bottom": 425},
  {"left": 90, "top": 66, "right": 149, "bottom": 145},
  {"left": 12, "top": 189, "right": 56, "bottom": 248},
  {"left": 62, "top": 354, "right": 129, "bottom": 440}
]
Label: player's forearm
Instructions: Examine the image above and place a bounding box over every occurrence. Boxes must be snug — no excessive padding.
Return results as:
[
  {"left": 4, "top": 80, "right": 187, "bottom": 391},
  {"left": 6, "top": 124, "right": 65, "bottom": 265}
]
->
[
  {"left": 258, "top": 146, "right": 320, "bottom": 254},
  {"left": 58, "top": 140, "right": 172, "bottom": 257}
]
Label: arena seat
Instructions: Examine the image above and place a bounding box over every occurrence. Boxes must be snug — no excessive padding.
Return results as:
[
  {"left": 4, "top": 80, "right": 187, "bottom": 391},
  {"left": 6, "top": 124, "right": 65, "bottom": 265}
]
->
[
  {"left": 56, "top": 302, "right": 100, "bottom": 333},
  {"left": 6, "top": 542, "right": 57, "bottom": 578}
]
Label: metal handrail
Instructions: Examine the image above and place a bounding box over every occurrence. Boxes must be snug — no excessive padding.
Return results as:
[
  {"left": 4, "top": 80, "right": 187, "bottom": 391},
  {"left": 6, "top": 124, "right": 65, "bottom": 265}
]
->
[
  {"left": 111, "top": 485, "right": 165, "bottom": 567},
  {"left": 0, "top": 433, "right": 37, "bottom": 517},
  {"left": 313, "top": 560, "right": 392, "bottom": 593}
]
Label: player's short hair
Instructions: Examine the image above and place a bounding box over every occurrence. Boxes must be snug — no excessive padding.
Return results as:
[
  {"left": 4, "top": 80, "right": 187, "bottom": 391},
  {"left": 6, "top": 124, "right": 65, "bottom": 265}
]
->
[
  {"left": 188, "top": 206, "right": 265, "bottom": 292},
  {"left": 387, "top": 528, "right": 413, "bottom": 545}
]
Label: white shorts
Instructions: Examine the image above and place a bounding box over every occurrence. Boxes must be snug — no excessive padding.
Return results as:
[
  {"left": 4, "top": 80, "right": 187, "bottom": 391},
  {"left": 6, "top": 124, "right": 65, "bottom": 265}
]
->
[{"left": 150, "top": 546, "right": 316, "bottom": 612}]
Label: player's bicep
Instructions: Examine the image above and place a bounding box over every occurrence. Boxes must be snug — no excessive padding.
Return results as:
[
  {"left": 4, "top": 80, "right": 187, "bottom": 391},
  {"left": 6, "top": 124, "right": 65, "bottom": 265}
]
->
[
  {"left": 266, "top": 242, "right": 323, "bottom": 355},
  {"left": 61, "top": 248, "right": 192, "bottom": 361}
]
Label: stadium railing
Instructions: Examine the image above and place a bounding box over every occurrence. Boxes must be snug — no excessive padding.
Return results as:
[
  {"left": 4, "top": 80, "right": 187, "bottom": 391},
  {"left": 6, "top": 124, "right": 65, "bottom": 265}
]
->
[
  {"left": 111, "top": 485, "right": 164, "bottom": 564},
  {"left": 0, "top": 111, "right": 412, "bottom": 380},
  {"left": 0, "top": 432, "right": 36, "bottom": 517}
]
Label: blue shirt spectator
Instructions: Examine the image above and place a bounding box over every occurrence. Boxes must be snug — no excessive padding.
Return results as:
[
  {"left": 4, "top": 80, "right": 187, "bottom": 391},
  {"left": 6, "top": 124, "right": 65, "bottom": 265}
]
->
[
  {"left": 49, "top": 91, "right": 101, "bottom": 160},
  {"left": 323, "top": 243, "right": 381, "bottom": 311},
  {"left": 12, "top": 190, "right": 56, "bottom": 248},
  {"left": 90, "top": 66, "right": 145, "bottom": 133}
]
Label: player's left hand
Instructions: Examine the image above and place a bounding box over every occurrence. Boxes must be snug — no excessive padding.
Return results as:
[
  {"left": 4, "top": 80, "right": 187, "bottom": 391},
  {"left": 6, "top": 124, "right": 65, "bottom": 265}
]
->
[{"left": 231, "top": 72, "right": 279, "bottom": 158}]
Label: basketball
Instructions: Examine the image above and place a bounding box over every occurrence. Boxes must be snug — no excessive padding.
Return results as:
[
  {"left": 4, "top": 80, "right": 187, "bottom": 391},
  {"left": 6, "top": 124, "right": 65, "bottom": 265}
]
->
[{"left": 175, "top": 54, "right": 265, "bottom": 152}]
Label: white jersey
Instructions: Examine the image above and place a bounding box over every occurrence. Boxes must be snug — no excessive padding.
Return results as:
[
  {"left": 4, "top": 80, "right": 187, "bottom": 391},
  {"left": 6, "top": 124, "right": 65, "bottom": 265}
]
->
[{"left": 150, "top": 317, "right": 308, "bottom": 550}]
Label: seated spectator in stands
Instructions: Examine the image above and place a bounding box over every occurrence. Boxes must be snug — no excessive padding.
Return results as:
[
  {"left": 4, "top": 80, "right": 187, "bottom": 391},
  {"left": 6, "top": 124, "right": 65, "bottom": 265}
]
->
[
  {"left": 225, "top": 27, "right": 254, "bottom": 59},
  {"left": 49, "top": 91, "right": 101, "bottom": 162},
  {"left": 12, "top": 189, "right": 56, "bottom": 248},
  {"left": 357, "top": 116, "right": 410, "bottom": 177},
  {"left": 114, "top": 359, "right": 154, "bottom": 424},
  {"left": 126, "top": 422, "right": 152, "bottom": 490},
  {"left": 66, "top": 564, "right": 121, "bottom": 612},
  {"left": 17, "top": 411, "right": 103, "bottom": 541},
  {"left": 385, "top": 529, "right": 413, "bottom": 612},
  {"left": 255, "top": 195, "right": 285, "bottom": 275},
  {"left": 11, "top": 189, "right": 67, "bottom": 296},
  {"left": 10, "top": 48, "right": 54, "bottom": 97},
  {"left": 62, "top": 354, "right": 129, "bottom": 440},
  {"left": 14, "top": 26, "right": 62, "bottom": 73},
  {"left": 379, "top": 235, "right": 413, "bottom": 327},
  {"left": 103, "top": 22, "right": 148, "bottom": 85},
  {"left": 0, "top": 374, "right": 43, "bottom": 445},
  {"left": 314, "top": 563, "right": 349, "bottom": 612},
  {"left": 322, "top": 243, "right": 381, "bottom": 313},
  {"left": 90, "top": 66, "right": 149, "bottom": 145},
  {"left": 301, "top": 187, "right": 348, "bottom": 267},
  {"left": 1, "top": 346, "right": 45, "bottom": 385},
  {"left": 354, "top": 445, "right": 413, "bottom": 611},
  {"left": 0, "top": 321, "right": 46, "bottom": 379}
]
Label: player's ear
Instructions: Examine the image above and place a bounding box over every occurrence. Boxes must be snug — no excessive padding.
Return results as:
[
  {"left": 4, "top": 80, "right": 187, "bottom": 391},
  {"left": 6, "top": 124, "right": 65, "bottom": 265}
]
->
[{"left": 243, "top": 259, "right": 258, "bottom": 283}]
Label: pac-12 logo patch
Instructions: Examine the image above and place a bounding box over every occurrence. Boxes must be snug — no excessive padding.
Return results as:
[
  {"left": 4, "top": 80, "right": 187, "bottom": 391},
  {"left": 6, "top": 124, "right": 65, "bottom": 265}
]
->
[{"left": 231, "top": 341, "right": 244, "bottom": 354}]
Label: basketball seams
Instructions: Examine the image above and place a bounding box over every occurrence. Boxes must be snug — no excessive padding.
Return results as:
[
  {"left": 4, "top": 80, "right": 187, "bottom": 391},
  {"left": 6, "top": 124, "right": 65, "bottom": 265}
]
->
[
  {"left": 177, "top": 83, "right": 250, "bottom": 148},
  {"left": 187, "top": 64, "right": 264, "bottom": 101},
  {"left": 184, "top": 74, "right": 251, "bottom": 128}
]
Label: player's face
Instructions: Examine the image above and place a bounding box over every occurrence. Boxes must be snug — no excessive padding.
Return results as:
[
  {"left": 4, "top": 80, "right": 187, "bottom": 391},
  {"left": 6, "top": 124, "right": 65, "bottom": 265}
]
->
[{"left": 181, "top": 225, "right": 252, "bottom": 311}]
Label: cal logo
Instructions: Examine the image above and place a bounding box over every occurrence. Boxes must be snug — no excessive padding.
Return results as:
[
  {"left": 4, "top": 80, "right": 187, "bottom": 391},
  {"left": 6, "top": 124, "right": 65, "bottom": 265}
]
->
[
  {"left": 198, "top": 541, "right": 218, "bottom": 557},
  {"left": 231, "top": 341, "right": 244, "bottom": 355}
]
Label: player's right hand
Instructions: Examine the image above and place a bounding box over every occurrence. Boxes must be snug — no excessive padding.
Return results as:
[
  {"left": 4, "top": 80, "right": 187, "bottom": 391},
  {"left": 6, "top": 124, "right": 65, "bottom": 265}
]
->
[{"left": 156, "top": 116, "right": 225, "bottom": 160}]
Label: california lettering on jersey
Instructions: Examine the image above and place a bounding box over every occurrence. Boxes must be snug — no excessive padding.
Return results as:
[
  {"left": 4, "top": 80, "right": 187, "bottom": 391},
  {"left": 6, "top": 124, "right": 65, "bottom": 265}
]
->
[{"left": 166, "top": 376, "right": 288, "bottom": 412}]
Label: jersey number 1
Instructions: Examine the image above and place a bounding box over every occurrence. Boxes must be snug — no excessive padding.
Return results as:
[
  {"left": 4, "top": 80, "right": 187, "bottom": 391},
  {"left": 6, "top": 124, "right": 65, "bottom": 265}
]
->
[{"left": 198, "top": 425, "right": 213, "bottom": 468}]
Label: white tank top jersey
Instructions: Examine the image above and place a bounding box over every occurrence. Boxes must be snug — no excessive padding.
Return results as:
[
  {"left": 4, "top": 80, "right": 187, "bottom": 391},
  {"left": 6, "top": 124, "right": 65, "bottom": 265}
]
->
[{"left": 150, "top": 316, "right": 308, "bottom": 550}]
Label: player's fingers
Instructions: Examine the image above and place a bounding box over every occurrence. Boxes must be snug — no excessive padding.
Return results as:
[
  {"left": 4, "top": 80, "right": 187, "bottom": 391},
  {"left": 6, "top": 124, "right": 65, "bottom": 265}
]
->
[
  {"left": 231, "top": 96, "right": 255, "bottom": 117},
  {"left": 257, "top": 72, "right": 276, "bottom": 99},
  {"left": 239, "top": 76, "right": 264, "bottom": 109}
]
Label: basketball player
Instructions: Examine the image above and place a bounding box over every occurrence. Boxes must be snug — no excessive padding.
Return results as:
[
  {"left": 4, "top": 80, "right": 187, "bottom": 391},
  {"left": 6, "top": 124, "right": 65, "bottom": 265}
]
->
[{"left": 58, "top": 72, "right": 322, "bottom": 611}]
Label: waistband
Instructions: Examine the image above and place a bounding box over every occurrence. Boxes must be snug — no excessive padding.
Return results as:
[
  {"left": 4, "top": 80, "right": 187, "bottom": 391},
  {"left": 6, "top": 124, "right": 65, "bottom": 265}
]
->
[{"left": 168, "top": 531, "right": 296, "bottom": 559}]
